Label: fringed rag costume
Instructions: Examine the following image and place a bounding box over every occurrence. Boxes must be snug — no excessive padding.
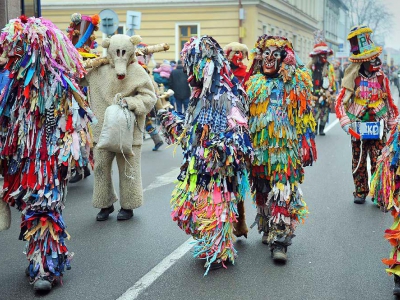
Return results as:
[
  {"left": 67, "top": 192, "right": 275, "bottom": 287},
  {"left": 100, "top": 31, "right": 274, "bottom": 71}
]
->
[
  {"left": 245, "top": 35, "right": 317, "bottom": 256},
  {"left": 159, "top": 36, "right": 254, "bottom": 274},
  {"left": 0, "top": 17, "right": 95, "bottom": 289},
  {"left": 335, "top": 25, "right": 398, "bottom": 202},
  {"left": 369, "top": 122, "right": 400, "bottom": 293},
  {"left": 306, "top": 33, "right": 336, "bottom": 135}
]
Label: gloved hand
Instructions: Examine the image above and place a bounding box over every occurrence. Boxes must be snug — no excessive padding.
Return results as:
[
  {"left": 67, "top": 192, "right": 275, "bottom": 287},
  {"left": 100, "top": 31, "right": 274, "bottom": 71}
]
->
[{"left": 342, "top": 124, "right": 350, "bottom": 134}]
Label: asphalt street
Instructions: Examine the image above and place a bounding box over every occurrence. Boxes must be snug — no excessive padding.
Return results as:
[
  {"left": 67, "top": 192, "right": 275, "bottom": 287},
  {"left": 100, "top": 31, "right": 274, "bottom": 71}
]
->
[{"left": 1, "top": 88, "right": 400, "bottom": 300}]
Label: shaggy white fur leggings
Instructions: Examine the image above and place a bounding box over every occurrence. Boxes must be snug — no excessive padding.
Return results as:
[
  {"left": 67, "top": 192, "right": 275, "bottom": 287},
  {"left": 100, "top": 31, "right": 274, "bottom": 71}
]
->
[{"left": 92, "top": 146, "right": 143, "bottom": 210}]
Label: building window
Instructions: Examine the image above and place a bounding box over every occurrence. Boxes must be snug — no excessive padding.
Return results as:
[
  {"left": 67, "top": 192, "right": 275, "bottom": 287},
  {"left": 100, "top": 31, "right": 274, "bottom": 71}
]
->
[
  {"left": 263, "top": 24, "right": 268, "bottom": 35},
  {"left": 174, "top": 23, "right": 200, "bottom": 61},
  {"left": 293, "top": 35, "right": 298, "bottom": 52},
  {"left": 179, "top": 25, "right": 198, "bottom": 52},
  {"left": 270, "top": 27, "right": 275, "bottom": 35}
]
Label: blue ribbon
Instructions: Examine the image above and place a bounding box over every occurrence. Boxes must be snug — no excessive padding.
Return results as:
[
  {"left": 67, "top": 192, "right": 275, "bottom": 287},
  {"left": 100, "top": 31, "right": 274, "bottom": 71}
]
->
[{"left": 74, "top": 23, "right": 94, "bottom": 49}]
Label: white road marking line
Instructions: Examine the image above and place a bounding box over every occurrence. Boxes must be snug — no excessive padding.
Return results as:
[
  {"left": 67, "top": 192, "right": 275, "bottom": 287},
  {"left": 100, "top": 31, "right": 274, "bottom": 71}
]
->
[
  {"left": 117, "top": 238, "right": 194, "bottom": 300},
  {"left": 143, "top": 167, "right": 180, "bottom": 192},
  {"left": 324, "top": 118, "right": 339, "bottom": 133}
]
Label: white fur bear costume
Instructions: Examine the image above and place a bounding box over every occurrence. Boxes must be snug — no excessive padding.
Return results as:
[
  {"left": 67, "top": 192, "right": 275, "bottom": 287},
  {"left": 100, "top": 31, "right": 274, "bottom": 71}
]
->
[{"left": 82, "top": 34, "right": 156, "bottom": 214}]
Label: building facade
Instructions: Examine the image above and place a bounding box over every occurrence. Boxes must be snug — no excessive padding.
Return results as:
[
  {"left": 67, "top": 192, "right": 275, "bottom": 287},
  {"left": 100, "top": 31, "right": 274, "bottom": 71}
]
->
[
  {"left": 315, "top": 0, "right": 349, "bottom": 62},
  {"left": 41, "top": 0, "right": 320, "bottom": 66}
]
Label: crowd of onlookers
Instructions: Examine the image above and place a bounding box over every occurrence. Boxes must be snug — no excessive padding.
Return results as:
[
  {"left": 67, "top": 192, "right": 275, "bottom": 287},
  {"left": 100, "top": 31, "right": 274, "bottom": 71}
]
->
[{"left": 152, "top": 59, "right": 191, "bottom": 113}]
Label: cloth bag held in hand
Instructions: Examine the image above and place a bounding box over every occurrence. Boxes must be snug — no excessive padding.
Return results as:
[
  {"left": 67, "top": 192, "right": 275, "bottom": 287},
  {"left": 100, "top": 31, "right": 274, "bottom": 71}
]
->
[{"left": 97, "top": 93, "right": 135, "bottom": 156}]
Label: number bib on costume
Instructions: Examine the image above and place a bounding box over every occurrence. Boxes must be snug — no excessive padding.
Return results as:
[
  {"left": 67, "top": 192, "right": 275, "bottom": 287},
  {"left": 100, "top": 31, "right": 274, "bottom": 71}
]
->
[{"left": 353, "top": 121, "right": 382, "bottom": 140}]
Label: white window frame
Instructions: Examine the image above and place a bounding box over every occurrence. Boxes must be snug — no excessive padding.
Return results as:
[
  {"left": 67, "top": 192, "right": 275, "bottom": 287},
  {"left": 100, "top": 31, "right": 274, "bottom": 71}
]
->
[
  {"left": 175, "top": 22, "right": 201, "bottom": 62},
  {"left": 102, "top": 23, "right": 126, "bottom": 56}
]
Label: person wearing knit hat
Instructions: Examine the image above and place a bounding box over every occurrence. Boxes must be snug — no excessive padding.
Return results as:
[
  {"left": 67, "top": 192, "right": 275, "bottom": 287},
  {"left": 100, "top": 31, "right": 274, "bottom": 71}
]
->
[
  {"left": 307, "top": 32, "right": 336, "bottom": 136},
  {"left": 245, "top": 34, "right": 317, "bottom": 263},
  {"left": 335, "top": 25, "right": 398, "bottom": 206},
  {"left": 223, "top": 42, "right": 249, "bottom": 83}
]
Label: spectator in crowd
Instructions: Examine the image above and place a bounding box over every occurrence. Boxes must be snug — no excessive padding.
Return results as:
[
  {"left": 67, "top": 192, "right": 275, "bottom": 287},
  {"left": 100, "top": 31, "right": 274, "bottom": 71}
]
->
[
  {"left": 168, "top": 60, "right": 178, "bottom": 109},
  {"left": 334, "top": 60, "right": 344, "bottom": 93},
  {"left": 169, "top": 60, "right": 191, "bottom": 113},
  {"left": 153, "top": 60, "right": 171, "bottom": 90}
]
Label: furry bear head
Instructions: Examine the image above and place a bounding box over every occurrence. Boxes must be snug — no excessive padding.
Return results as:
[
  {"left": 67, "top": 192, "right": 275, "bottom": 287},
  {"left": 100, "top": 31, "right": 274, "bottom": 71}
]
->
[{"left": 102, "top": 34, "right": 142, "bottom": 80}]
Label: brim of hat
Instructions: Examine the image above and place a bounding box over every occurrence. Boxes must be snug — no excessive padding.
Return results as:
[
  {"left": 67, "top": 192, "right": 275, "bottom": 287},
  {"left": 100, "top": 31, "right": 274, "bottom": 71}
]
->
[
  {"left": 349, "top": 47, "right": 382, "bottom": 62},
  {"left": 309, "top": 49, "right": 333, "bottom": 57}
]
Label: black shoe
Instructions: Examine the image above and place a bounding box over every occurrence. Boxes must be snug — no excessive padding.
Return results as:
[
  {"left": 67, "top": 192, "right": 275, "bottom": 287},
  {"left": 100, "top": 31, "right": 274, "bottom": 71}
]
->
[
  {"left": 152, "top": 141, "right": 164, "bottom": 151},
  {"left": 319, "top": 125, "right": 326, "bottom": 136},
  {"left": 69, "top": 166, "right": 91, "bottom": 183},
  {"left": 354, "top": 195, "right": 366, "bottom": 204},
  {"left": 394, "top": 275, "right": 400, "bottom": 296},
  {"left": 96, "top": 204, "right": 114, "bottom": 221},
  {"left": 271, "top": 245, "right": 287, "bottom": 263},
  {"left": 33, "top": 277, "right": 52, "bottom": 292},
  {"left": 117, "top": 208, "right": 134, "bottom": 220}
]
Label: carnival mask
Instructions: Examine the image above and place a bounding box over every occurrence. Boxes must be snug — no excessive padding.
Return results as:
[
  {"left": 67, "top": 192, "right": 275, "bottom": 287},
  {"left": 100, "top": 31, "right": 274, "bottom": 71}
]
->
[
  {"left": 231, "top": 51, "right": 244, "bottom": 68},
  {"left": 364, "top": 57, "right": 382, "bottom": 73},
  {"left": 262, "top": 46, "right": 282, "bottom": 76},
  {"left": 318, "top": 54, "right": 327, "bottom": 64}
]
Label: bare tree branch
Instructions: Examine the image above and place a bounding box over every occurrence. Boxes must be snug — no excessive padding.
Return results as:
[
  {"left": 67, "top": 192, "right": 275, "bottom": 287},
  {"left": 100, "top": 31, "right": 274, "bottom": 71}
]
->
[{"left": 342, "top": 0, "right": 393, "bottom": 35}]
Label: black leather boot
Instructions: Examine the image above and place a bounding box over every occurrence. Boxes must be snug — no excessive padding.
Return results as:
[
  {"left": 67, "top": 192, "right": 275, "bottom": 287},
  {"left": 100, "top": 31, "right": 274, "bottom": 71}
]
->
[
  {"left": 117, "top": 208, "right": 134, "bottom": 220},
  {"left": 33, "top": 277, "right": 53, "bottom": 292},
  {"left": 394, "top": 275, "right": 400, "bottom": 296},
  {"left": 69, "top": 166, "right": 91, "bottom": 183},
  {"left": 319, "top": 124, "right": 326, "bottom": 136},
  {"left": 96, "top": 204, "right": 114, "bottom": 221},
  {"left": 354, "top": 195, "right": 366, "bottom": 204}
]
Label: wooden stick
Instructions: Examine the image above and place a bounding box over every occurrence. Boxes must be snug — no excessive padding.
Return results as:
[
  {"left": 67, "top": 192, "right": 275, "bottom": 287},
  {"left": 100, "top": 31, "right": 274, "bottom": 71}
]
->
[{"left": 83, "top": 43, "right": 170, "bottom": 69}]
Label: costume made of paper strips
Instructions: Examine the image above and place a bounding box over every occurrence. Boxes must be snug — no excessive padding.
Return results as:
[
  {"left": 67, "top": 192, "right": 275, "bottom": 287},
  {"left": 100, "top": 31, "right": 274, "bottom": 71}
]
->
[
  {"left": 223, "top": 42, "right": 249, "bottom": 83},
  {"left": 307, "top": 39, "right": 336, "bottom": 135},
  {"left": 81, "top": 34, "right": 156, "bottom": 220},
  {"left": 245, "top": 35, "right": 317, "bottom": 258},
  {"left": 0, "top": 16, "right": 95, "bottom": 291},
  {"left": 370, "top": 123, "right": 400, "bottom": 295},
  {"left": 335, "top": 25, "right": 398, "bottom": 203},
  {"left": 159, "top": 36, "right": 254, "bottom": 274}
]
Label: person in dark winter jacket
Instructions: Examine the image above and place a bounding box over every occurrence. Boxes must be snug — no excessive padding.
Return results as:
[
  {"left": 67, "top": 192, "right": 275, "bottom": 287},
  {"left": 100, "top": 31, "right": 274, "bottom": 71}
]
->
[{"left": 169, "top": 60, "right": 191, "bottom": 113}]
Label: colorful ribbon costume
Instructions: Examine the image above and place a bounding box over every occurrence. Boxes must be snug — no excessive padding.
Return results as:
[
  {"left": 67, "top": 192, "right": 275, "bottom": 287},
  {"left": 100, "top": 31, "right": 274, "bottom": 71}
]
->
[
  {"left": 160, "top": 36, "right": 254, "bottom": 274},
  {"left": 370, "top": 122, "right": 400, "bottom": 295},
  {"left": 0, "top": 16, "right": 95, "bottom": 290},
  {"left": 245, "top": 35, "right": 317, "bottom": 258}
]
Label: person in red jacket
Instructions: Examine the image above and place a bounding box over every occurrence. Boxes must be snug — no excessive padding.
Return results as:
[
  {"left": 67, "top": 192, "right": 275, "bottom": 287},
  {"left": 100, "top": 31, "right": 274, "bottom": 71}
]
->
[
  {"left": 335, "top": 25, "right": 398, "bottom": 204},
  {"left": 223, "top": 42, "right": 248, "bottom": 83}
]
